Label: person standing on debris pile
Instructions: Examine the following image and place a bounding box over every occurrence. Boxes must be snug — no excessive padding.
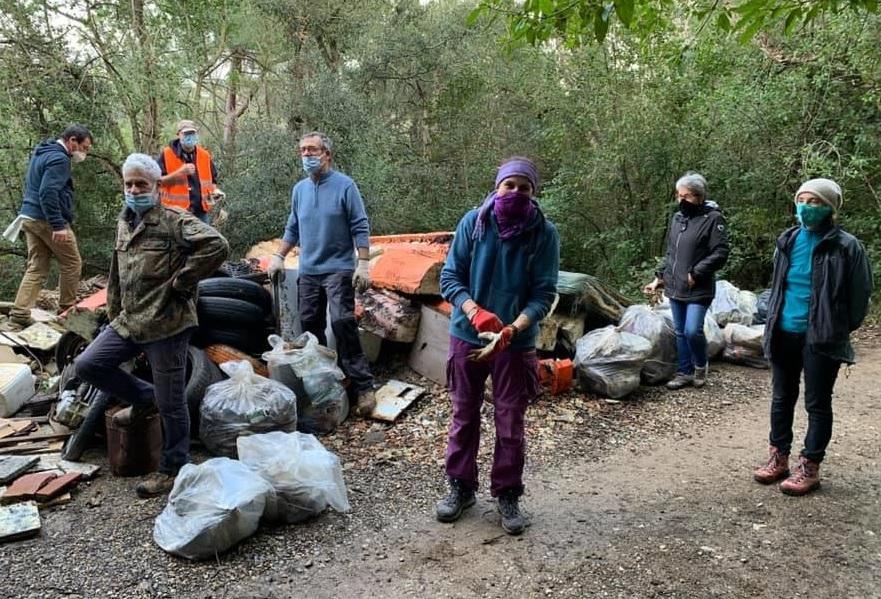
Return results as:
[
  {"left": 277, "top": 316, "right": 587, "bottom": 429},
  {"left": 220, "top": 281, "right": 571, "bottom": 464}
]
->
[
  {"left": 74, "top": 153, "right": 228, "bottom": 498},
  {"left": 643, "top": 172, "right": 729, "bottom": 390},
  {"left": 156, "top": 119, "right": 219, "bottom": 224},
  {"left": 437, "top": 156, "right": 560, "bottom": 536},
  {"left": 267, "top": 131, "right": 376, "bottom": 417},
  {"left": 754, "top": 178, "right": 872, "bottom": 496},
  {"left": 6, "top": 125, "right": 92, "bottom": 328}
]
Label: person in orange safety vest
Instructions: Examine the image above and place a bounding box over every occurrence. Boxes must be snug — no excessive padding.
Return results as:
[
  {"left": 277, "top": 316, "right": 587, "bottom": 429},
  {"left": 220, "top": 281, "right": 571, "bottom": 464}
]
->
[{"left": 156, "top": 119, "right": 219, "bottom": 223}]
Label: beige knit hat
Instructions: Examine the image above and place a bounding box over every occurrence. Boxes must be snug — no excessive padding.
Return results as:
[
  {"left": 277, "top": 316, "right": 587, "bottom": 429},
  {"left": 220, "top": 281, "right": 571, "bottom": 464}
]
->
[{"left": 794, "top": 178, "right": 842, "bottom": 211}]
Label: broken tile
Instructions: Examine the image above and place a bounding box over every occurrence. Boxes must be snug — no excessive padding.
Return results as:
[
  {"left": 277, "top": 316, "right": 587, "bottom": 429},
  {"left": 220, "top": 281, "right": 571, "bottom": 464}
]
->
[
  {"left": 1, "top": 471, "right": 57, "bottom": 503},
  {"left": 0, "top": 501, "right": 41, "bottom": 542},
  {"left": 35, "top": 472, "right": 81, "bottom": 501}
]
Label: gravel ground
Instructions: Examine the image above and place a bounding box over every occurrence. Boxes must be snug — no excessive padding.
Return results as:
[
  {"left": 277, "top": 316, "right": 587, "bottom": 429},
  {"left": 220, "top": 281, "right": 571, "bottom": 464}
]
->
[{"left": 2, "top": 335, "right": 879, "bottom": 598}]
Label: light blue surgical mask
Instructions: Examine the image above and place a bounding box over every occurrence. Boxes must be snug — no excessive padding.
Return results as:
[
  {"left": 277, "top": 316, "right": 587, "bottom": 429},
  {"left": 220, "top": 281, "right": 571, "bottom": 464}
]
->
[
  {"left": 796, "top": 202, "right": 833, "bottom": 229},
  {"left": 125, "top": 192, "right": 157, "bottom": 215},
  {"left": 302, "top": 156, "right": 322, "bottom": 174},
  {"left": 181, "top": 133, "right": 198, "bottom": 149}
]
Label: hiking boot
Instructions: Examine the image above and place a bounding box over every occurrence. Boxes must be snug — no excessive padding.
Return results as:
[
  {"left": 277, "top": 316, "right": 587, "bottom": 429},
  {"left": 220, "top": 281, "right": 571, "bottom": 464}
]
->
[
  {"left": 435, "top": 479, "right": 476, "bottom": 523},
  {"left": 136, "top": 472, "right": 176, "bottom": 498},
  {"left": 497, "top": 491, "right": 527, "bottom": 535},
  {"left": 112, "top": 403, "right": 158, "bottom": 427},
  {"left": 693, "top": 364, "right": 709, "bottom": 388},
  {"left": 666, "top": 373, "right": 694, "bottom": 390},
  {"left": 754, "top": 445, "right": 790, "bottom": 484},
  {"left": 354, "top": 389, "right": 376, "bottom": 418},
  {"left": 8, "top": 312, "right": 34, "bottom": 330},
  {"left": 779, "top": 456, "right": 821, "bottom": 496}
]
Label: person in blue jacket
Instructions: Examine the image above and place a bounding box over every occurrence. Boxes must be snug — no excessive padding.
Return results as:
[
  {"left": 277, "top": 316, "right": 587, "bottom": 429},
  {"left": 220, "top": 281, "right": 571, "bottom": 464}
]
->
[
  {"left": 9, "top": 125, "right": 92, "bottom": 327},
  {"left": 436, "top": 157, "right": 560, "bottom": 535}
]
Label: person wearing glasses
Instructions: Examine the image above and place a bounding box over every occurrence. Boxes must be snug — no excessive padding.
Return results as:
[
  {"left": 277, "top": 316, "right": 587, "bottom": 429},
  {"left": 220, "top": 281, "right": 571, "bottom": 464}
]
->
[
  {"left": 643, "top": 172, "right": 730, "bottom": 390},
  {"left": 268, "top": 131, "right": 376, "bottom": 417},
  {"left": 754, "top": 178, "right": 872, "bottom": 495}
]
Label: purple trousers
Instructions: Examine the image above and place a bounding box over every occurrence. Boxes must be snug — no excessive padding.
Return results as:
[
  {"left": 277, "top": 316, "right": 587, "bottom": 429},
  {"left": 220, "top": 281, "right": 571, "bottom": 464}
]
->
[{"left": 444, "top": 336, "right": 540, "bottom": 497}]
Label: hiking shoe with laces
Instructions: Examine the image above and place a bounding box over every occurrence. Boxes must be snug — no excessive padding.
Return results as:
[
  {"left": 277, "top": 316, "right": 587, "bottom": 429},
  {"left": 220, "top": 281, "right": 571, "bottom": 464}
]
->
[
  {"left": 693, "top": 364, "right": 709, "bottom": 388},
  {"left": 666, "top": 373, "right": 694, "bottom": 390},
  {"left": 780, "top": 456, "right": 821, "bottom": 496},
  {"left": 754, "top": 445, "right": 790, "bottom": 484},
  {"left": 136, "top": 472, "right": 176, "bottom": 498},
  {"left": 435, "top": 479, "right": 476, "bottom": 522},
  {"left": 497, "top": 491, "right": 527, "bottom": 535}
]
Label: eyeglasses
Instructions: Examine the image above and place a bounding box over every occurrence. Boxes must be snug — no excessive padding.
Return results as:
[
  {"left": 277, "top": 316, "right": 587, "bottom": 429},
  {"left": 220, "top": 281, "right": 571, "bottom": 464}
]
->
[{"left": 299, "top": 145, "right": 324, "bottom": 156}]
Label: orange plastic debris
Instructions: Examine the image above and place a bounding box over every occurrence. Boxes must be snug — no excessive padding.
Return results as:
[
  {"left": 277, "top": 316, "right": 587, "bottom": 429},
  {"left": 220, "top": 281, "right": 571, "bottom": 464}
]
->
[{"left": 538, "top": 358, "right": 574, "bottom": 396}]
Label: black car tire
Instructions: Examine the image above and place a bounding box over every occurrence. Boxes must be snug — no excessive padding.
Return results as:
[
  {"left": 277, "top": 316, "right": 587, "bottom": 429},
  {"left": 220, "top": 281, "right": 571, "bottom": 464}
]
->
[{"left": 197, "top": 277, "right": 272, "bottom": 313}]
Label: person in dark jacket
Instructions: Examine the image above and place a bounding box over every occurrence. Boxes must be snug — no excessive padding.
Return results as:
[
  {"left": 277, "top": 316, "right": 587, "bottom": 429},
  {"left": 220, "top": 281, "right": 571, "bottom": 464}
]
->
[
  {"left": 753, "top": 178, "right": 872, "bottom": 496},
  {"left": 436, "top": 157, "right": 560, "bottom": 536},
  {"left": 644, "top": 172, "right": 730, "bottom": 390},
  {"left": 8, "top": 125, "right": 92, "bottom": 327}
]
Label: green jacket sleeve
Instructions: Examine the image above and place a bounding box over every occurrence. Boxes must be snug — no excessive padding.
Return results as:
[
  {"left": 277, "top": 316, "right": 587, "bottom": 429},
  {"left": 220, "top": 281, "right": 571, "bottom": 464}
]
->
[{"left": 171, "top": 214, "right": 229, "bottom": 295}]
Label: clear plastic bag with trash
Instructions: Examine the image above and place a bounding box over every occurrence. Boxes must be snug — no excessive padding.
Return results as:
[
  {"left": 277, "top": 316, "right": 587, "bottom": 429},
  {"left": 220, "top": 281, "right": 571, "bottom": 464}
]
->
[
  {"left": 710, "top": 280, "right": 757, "bottom": 327},
  {"left": 574, "top": 326, "right": 653, "bottom": 399},
  {"left": 619, "top": 304, "right": 677, "bottom": 384},
  {"left": 199, "top": 361, "right": 298, "bottom": 457},
  {"left": 153, "top": 457, "right": 275, "bottom": 560},
  {"left": 237, "top": 431, "right": 350, "bottom": 524},
  {"left": 261, "top": 333, "right": 348, "bottom": 435}
]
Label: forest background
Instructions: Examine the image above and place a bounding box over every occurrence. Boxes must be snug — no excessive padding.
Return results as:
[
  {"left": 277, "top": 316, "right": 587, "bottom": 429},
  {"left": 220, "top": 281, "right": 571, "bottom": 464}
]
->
[{"left": 1, "top": 0, "right": 879, "bottom": 304}]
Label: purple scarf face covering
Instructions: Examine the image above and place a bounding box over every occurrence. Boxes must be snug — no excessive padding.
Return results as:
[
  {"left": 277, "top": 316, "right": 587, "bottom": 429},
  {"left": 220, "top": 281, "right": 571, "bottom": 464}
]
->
[{"left": 493, "top": 191, "right": 535, "bottom": 240}]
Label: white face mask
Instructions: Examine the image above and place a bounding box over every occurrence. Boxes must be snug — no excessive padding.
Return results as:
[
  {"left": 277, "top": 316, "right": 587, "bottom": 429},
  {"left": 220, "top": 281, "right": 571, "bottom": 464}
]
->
[{"left": 71, "top": 151, "right": 86, "bottom": 164}]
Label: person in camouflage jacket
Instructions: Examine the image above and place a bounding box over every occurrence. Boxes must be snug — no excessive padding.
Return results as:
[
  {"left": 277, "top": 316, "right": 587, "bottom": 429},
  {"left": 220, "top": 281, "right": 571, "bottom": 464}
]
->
[{"left": 76, "top": 153, "right": 228, "bottom": 498}]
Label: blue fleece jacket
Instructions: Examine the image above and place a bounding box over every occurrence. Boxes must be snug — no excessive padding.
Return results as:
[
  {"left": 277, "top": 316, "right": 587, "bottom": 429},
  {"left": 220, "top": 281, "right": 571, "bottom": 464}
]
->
[
  {"left": 780, "top": 226, "right": 823, "bottom": 333},
  {"left": 19, "top": 140, "right": 75, "bottom": 230},
  {"left": 282, "top": 170, "right": 371, "bottom": 275},
  {"left": 440, "top": 205, "right": 560, "bottom": 350}
]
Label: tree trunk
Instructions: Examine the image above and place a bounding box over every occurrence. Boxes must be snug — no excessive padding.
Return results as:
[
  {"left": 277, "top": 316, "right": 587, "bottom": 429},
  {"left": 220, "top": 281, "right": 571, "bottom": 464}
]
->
[{"left": 131, "top": 0, "right": 160, "bottom": 155}]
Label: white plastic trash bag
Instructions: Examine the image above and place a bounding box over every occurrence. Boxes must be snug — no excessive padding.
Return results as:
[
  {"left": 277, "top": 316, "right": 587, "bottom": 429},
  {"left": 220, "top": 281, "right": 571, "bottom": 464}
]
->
[
  {"left": 262, "top": 333, "right": 348, "bottom": 435},
  {"left": 574, "top": 326, "right": 653, "bottom": 399},
  {"left": 723, "top": 323, "right": 765, "bottom": 353},
  {"left": 710, "top": 280, "right": 757, "bottom": 327},
  {"left": 199, "top": 361, "right": 298, "bottom": 457},
  {"left": 237, "top": 431, "right": 350, "bottom": 523},
  {"left": 619, "top": 305, "right": 676, "bottom": 385},
  {"left": 153, "top": 458, "right": 274, "bottom": 560},
  {"left": 704, "top": 314, "right": 726, "bottom": 359}
]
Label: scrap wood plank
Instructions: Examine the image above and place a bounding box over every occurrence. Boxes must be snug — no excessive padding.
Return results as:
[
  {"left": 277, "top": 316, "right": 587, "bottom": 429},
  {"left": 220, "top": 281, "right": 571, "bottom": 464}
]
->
[
  {"left": 0, "top": 419, "right": 35, "bottom": 440},
  {"left": 0, "top": 501, "right": 41, "bottom": 542},
  {"left": 371, "top": 379, "right": 426, "bottom": 422},
  {"left": 358, "top": 290, "right": 421, "bottom": 343},
  {"left": 39, "top": 492, "right": 72, "bottom": 508},
  {"left": 0, "top": 432, "right": 70, "bottom": 447},
  {"left": 0, "top": 456, "right": 39, "bottom": 485},
  {"left": 0, "top": 442, "right": 50, "bottom": 455}
]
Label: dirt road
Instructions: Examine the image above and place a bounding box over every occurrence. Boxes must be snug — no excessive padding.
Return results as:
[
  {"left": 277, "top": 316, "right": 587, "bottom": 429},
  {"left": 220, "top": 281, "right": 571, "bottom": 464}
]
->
[{"left": 3, "top": 341, "right": 879, "bottom": 598}]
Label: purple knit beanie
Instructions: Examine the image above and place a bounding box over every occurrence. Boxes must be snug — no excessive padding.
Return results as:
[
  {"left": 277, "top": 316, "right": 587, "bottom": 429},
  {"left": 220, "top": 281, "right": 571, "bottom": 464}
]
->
[{"left": 495, "top": 157, "right": 540, "bottom": 194}]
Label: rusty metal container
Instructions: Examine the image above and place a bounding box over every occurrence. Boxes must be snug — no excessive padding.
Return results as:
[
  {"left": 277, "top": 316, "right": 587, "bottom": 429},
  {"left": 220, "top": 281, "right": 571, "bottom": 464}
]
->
[{"left": 105, "top": 406, "right": 162, "bottom": 477}]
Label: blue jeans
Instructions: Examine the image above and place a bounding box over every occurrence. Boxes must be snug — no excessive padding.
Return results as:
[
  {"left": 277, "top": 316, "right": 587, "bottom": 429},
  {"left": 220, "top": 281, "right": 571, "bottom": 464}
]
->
[
  {"left": 669, "top": 299, "right": 709, "bottom": 375},
  {"left": 75, "top": 326, "right": 192, "bottom": 475}
]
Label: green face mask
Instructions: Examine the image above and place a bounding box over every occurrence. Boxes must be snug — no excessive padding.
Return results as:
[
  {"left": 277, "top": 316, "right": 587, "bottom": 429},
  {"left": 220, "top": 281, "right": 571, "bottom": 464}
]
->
[{"left": 796, "top": 203, "right": 833, "bottom": 228}]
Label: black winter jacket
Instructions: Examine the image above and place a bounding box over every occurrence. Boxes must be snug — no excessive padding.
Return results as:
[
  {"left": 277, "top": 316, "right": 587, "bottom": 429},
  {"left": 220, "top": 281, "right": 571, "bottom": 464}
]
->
[
  {"left": 656, "top": 201, "right": 730, "bottom": 303},
  {"left": 763, "top": 224, "right": 873, "bottom": 364}
]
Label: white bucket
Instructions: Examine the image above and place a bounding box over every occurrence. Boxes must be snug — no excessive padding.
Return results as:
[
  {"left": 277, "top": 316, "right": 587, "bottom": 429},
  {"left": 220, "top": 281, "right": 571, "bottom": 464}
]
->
[{"left": 0, "top": 363, "right": 35, "bottom": 417}]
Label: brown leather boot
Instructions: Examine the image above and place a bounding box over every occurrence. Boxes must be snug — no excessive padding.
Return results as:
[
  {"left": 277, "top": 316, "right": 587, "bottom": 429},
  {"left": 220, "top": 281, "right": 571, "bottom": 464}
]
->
[
  {"left": 754, "top": 445, "right": 790, "bottom": 484},
  {"left": 354, "top": 389, "right": 376, "bottom": 418},
  {"left": 779, "top": 456, "right": 820, "bottom": 496}
]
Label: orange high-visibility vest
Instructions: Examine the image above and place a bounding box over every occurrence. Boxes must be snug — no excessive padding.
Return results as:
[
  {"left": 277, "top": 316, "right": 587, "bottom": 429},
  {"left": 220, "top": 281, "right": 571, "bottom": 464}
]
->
[{"left": 159, "top": 145, "right": 215, "bottom": 212}]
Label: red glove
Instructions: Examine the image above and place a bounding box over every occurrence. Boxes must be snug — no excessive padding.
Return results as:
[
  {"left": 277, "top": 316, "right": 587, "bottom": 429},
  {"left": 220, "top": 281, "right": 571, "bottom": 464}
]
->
[{"left": 468, "top": 306, "right": 504, "bottom": 334}]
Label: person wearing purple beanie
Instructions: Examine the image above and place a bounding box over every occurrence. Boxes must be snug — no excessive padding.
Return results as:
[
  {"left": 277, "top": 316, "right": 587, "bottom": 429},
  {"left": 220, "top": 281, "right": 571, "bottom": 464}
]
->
[{"left": 436, "top": 157, "right": 560, "bottom": 535}]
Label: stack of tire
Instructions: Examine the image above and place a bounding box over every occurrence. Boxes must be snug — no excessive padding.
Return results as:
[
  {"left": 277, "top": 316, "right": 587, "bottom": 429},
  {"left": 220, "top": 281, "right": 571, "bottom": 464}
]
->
[{"left": 194, "top": 277, "right": 274, "bottom": 356}]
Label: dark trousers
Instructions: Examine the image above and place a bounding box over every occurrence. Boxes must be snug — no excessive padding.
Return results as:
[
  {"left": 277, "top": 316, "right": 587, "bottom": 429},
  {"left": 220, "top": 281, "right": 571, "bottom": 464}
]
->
[
  {"left": 298, "top": 271, "right": 373, "bottom": 393},
  {"left": 769, "top": 330, "right": 841, "bottom": 463},
  {"left": 445, "top": 336, "right": 540, "bottom": 497},
  {"left": 74, "top": 326, "right": 192, "bottom": 475}
]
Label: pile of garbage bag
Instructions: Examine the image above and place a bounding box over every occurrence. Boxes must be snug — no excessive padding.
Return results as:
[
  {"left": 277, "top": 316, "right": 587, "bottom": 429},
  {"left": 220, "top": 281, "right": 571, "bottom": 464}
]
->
[
  {"left": 199, "top": 361, "right": 298, "bottom": 457},
  {"left": 154, "top": 432, "right": 350, "bottom": 560},
  {"left": 722, "top": 323, "right": 769, "bottom": 369},
  {"left": 237, "top": 431, "right": 350, "bottom": 523},
  {"left": 618, "top": 305, "right": 677, "bottom": 384},
  {"left": 651, "top": 298, "right": 726, "bottom": 359},
  {"left": 574, "top": 326, "right": 653, "bottom": 398},
  {"left": 262, "top": 333, "right": 348, "bottom": 435},
  {"left": 153, "top": 458, "right": 274, "bottom": 560},
  {"left": 710, "top": 280, "right": 757, "bottom": 327}
]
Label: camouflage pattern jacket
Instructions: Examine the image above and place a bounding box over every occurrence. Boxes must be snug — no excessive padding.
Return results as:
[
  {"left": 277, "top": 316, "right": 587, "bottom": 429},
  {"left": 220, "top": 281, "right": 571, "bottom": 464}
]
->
[{"left": 107, "top": 204, "right": 228, "bottom": 343}]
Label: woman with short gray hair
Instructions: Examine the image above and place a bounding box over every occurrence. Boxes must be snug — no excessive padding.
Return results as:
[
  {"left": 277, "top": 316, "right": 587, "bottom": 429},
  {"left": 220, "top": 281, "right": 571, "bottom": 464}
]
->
[{"left": 643, "top": 172, "right": 730, "bottom": 389}]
